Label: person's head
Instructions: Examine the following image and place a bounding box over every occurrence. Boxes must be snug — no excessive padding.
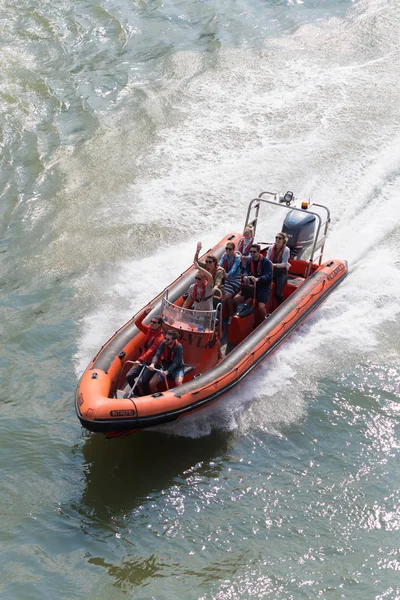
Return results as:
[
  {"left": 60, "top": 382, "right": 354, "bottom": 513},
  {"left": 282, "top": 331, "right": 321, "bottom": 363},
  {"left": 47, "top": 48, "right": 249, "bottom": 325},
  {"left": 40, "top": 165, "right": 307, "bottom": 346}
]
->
[
  {"left": 194, "top": 270, "right": 206, "bottom": 284},
  {"left": 243, "top": 225, "right": 254, "bottom": 239},
  {"left": 164, "top": 330, "right": 178, "bottom": 346},
  {"left": 249, "top": 243, "right": 261, "bottom": 259},
  {"left": 225, "top": 242, "right": 236, "bottom": 254},
  {"left": 275, "top": 232, "right": 287, "bottom": 246},
  {"left": 204, "top": 254, "right": 218, "bottom": 272},
  {"left": 149, "top": 315, "right": 163, "bottom": 330}
]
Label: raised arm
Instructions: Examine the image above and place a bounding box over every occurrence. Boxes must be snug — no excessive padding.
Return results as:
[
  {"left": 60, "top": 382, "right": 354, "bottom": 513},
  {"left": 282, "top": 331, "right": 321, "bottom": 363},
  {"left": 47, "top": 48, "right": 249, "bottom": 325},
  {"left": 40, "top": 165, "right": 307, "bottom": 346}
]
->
[
  {"left": 134, "top": 305, "right": 153, "bottom": 335},
  {"left": 193, "top": 241, "right": 202, "bottom": 262},
  {"left": 194, "top": 241, "right": 208, "bottom": 269},
  {"left": 193, "top": 262, "right": 213, "bottom": 287}
]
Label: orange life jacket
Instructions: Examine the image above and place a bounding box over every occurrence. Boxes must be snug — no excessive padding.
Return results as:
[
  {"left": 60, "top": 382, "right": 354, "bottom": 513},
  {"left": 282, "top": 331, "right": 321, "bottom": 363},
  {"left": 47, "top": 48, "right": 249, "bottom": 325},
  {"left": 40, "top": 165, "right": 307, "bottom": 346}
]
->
[
  {"left": 163, "top": 339, "right": 177, "bottom": 363},
  {"left": 193, "top": 279, "right": 206, "bottom": 301},
  {"left": 237, "top": 236, "right": 254, "bottom": 255},
  {"left": 223, "top": 254, "right": 234, "bottom": 272},
  {"left": 143, "top": 328, "right": 163, "bottom": 350},
  {"left": 270, "top": 243, "right": 285, "bottom": 263},
  {"left": 250, "top": 257, "right": 263, "bottom": 277}
]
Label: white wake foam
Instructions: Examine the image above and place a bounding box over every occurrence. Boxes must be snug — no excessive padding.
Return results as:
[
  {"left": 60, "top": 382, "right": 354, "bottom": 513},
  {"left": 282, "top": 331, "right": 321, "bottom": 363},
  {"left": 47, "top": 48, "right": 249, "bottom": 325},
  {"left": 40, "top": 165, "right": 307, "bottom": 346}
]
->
[{"left": 73, "top": 0, "right": 400, "bottom": 437}]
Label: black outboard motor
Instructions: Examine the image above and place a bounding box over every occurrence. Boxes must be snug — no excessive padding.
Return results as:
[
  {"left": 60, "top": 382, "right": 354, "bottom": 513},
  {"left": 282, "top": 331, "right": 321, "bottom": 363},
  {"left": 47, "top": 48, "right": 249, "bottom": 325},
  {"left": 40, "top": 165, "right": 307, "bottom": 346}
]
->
[{"left": 282, "top": 209, "right": 316, "bottom": 259}]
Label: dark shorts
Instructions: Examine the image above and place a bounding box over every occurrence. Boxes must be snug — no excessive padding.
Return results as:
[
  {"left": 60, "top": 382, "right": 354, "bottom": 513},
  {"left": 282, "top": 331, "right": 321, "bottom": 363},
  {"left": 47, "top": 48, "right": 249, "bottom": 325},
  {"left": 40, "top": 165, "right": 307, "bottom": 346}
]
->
[{"left": 241, "top": 283, "right": 270, "bottom": 304}]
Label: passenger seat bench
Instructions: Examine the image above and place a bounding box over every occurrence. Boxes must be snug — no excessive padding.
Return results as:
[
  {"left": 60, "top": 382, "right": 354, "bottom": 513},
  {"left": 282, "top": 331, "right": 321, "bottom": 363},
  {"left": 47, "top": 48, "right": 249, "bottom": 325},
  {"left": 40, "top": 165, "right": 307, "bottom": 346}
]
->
[
  {"left": 183, "top": 364, "right": 195, "bottom": 376},
  {"left": 284, "top": 261, "right": 310, "bottom": 299},
  {"left": 287, "top": 275, "right": 304, "bottom": 288}
]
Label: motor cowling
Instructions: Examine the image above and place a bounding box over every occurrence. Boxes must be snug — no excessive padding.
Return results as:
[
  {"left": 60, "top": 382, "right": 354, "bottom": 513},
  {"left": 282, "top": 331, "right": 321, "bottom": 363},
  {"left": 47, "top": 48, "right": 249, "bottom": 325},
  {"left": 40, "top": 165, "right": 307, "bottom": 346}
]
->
[{"left": 282, "top": 210, "right": 316, "bottom": 259}]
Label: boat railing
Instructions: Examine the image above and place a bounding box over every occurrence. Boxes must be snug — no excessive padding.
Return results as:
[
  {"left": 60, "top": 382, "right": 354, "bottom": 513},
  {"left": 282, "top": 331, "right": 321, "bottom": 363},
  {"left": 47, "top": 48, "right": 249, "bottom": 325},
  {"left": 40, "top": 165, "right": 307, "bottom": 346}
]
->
[
  {"left": 309, "top": 202, "right": 330, "bottom": 266},
  {"left": 244, "top": 192, "right": 330, "bottom": 271},
  {"left": 115, "top": 360, "right": 137, "bottom": 397},
  {"left": 161, "top": 296, "right": 217, "bottom": 334}
]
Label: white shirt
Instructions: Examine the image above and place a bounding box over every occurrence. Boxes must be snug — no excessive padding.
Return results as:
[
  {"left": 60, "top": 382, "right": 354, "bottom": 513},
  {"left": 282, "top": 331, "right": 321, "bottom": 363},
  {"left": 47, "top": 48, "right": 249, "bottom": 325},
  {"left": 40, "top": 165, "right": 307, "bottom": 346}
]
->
[
  {"left": 267, "top": 245, "right": 290, "bottom": 269},
  {"left": 189, "top": 282, "right": 214, "bottom": 311}
]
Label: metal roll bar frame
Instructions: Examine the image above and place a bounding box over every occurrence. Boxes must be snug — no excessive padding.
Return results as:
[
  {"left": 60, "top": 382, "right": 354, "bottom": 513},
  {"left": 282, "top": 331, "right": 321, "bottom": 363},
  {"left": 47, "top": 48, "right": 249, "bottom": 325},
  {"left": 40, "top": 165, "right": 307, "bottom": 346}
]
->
[{"left": 244, "top": 191, "right": 331, "bottom": 277}]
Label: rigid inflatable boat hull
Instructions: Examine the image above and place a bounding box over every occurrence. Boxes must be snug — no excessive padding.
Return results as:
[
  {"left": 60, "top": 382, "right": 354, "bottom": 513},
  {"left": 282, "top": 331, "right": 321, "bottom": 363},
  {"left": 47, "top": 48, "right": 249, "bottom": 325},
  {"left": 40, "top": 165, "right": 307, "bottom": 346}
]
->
[{"left": 76, "top": 250, "right": 347, "bottom": 435}]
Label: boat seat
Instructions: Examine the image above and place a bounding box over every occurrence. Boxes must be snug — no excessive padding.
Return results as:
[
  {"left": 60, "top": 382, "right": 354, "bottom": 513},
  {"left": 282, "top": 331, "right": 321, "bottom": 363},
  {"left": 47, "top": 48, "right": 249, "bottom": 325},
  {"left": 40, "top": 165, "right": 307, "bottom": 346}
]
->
[
  {"left": 288, "top": 264, "right": 306, "bottom": 277},
  {"left": 162, "top": 364, "right": 195, "bottom": 392},
  {"left": 183, "top": 364, "right": 195, "bottom": 376},
  {"left": 287, "top": 275, "right": 304, "bottom": 288}
]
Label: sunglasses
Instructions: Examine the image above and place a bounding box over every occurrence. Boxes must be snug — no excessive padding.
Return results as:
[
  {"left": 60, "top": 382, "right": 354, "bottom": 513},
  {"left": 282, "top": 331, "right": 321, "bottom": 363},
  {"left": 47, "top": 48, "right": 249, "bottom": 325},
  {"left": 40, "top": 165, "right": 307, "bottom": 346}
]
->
[
  {"left": 205, "top": 259, "right": 214, "bottom": 264},
  {"left": 275, "top": 236, "right": 283, "bottom": 240},
  {"left": 195, "top": 276, "right": 203, "bottom": 281},
  {"left": 150, "top": 319, "right": 159, "bottom": 324},
  {"left": 225, "top": 247, "right": 234, "bottom": 251},
  {"left": 249, "top": 250, "right": 257, "bottom": 254}
]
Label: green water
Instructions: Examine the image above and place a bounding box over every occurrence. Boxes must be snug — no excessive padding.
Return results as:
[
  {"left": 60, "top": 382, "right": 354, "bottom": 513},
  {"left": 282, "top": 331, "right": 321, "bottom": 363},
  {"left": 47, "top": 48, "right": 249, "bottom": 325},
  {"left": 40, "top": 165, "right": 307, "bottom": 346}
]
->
[{"left": 1, "top": 0, "right": 399, "bottom": 598}]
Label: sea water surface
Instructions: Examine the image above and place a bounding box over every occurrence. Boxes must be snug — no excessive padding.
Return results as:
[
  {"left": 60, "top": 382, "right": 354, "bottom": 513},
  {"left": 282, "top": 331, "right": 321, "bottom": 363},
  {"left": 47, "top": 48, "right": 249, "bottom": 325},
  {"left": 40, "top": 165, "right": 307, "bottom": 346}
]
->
[{"left": 1, "top": 0, "right": 399, "bottom": 598}]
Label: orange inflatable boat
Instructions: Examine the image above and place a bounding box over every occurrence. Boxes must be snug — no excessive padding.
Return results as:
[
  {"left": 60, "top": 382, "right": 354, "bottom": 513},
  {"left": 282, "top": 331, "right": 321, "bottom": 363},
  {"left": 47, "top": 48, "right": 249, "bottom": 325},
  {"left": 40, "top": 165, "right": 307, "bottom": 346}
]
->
[{"left": 76, "top": 191, "right": 348, "bottom": 437}]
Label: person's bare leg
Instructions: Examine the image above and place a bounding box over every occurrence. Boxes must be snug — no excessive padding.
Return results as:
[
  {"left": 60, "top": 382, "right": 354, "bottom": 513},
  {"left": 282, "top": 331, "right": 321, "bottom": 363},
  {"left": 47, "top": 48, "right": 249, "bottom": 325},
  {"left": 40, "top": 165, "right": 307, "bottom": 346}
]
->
[
  {"left": 233, "top": 293, "right": 243, "bottom": 307},
  {"left": 225, "top": 294, "right": 234, "bottom": 318},
  {"left": 258, "top": 302, "right": 267, "bottom": 319},
  {"left": 149, "top": 374, "right": 159, "bottom": 394}
]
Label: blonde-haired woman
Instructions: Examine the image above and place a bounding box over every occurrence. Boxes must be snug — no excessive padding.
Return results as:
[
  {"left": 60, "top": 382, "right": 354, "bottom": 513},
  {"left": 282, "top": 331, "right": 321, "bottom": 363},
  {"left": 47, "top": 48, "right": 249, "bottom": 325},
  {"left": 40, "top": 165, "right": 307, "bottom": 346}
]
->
[
  {"left": 237, "top": 225, "right": 254, "bottom": 259},
  {"left": 267, "top": 232, "right": 290, "bottom": 305}
]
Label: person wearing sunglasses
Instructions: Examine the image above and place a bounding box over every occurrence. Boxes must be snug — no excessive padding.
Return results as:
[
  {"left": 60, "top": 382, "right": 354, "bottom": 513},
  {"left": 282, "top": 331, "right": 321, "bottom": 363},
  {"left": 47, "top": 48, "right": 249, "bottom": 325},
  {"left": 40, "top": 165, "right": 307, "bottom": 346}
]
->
[
  {"left": 125, "top": 306, "right": 164, "bottom": 396},
  {"left": 235, "top": 243, "right": 272, "bottom": 319},
  {"left": 193, "top": 241, "right": 225, "bottom": 304},
  {"left": 148, "top": 330, "right": 185, "bottom": 393},
  {"left": 183, "top": 260, "right": 215, "bottom": 311},
  {"left": 219, "top": 242, "right": 242, "bottom": 323},
  {"left": 267, "top": 232, "right": 290, "bottom": 305}
]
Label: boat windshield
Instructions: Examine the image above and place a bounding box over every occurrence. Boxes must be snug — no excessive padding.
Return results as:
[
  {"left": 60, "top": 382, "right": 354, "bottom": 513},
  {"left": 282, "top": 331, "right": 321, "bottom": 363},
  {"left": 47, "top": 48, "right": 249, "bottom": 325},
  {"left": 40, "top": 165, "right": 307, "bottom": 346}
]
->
[{"left": 161, "top": 297, "right": 217, "bottom": 334}]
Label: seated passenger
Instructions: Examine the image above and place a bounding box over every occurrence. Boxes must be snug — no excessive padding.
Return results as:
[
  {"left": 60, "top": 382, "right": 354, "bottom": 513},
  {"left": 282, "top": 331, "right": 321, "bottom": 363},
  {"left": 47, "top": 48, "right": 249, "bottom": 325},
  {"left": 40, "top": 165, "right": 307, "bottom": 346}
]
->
[
  {"left": 234, "top": 244, "right": 272, "bottom": 319},
  {"left": 194, "top": 241, "right": 225, "bottom": 305},
  {"left": 219, "top": 242, "right": 241, "bottom": 322},
  {"left": 237, "top": 225, "right": 254, "bottom": 268},
  {"left": 125, "top": 307, "right": 164, "bottom": 396},
  {"left": 148, "top": 330, "right": 184, "bottom": 393},
  {"left": 267, "top": 232, "right": 290, "bottom": 306},
  {"left": 183, "top": 263, "right": 214, "bottom": 312}
]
